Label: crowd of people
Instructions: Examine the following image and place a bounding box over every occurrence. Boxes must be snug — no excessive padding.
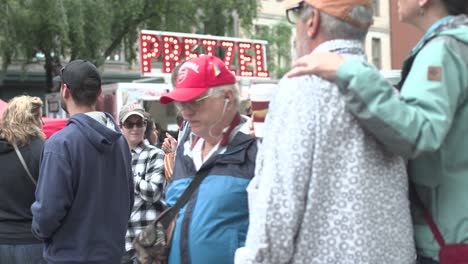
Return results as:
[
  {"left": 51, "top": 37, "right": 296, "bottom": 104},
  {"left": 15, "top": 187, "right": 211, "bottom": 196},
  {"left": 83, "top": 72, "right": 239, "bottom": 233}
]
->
[{"left": 0, "top": 0, "right": 467, "bottom": 263}]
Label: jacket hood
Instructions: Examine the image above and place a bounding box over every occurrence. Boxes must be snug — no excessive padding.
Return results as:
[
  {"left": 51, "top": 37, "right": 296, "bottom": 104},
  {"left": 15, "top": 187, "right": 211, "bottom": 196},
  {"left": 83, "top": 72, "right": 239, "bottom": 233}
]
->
[
  {"left": 433, "top": 15, "right": 468, "bottom": 43},
  {"left": 67, "top": 113, "right": 123, "bottom": 153}
]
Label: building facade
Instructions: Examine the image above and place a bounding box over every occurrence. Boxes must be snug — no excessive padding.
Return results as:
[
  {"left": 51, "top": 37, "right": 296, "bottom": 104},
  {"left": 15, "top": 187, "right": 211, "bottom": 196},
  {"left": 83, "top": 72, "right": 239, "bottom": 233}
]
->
[{"left": 389, "top": 0, "right": 422, "bottom": 69}]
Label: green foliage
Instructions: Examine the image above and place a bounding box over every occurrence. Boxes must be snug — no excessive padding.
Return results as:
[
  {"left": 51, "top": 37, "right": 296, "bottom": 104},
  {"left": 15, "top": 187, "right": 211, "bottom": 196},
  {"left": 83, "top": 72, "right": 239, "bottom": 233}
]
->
[
  {"left": 0, "top": 0, "right": 259, "bottom": 91},
  {"left": 253, "top": 21, "right": 293, "bottom": 79}
]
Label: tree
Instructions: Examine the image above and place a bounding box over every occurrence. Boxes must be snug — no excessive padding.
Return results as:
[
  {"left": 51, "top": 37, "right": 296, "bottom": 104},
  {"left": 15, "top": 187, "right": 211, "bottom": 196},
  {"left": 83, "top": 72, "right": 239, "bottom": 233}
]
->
[
  {"left": 0, "top": 0, "right": 259, "bottom": 91},
  {"left": 253, "top": 21, "right": 293, "bottom": 79}
]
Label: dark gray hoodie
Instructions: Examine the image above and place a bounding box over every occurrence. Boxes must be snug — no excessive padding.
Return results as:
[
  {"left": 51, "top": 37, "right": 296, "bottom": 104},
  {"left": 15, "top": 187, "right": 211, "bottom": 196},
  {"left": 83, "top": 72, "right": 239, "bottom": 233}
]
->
[{"left": 31, "top": 112, "right": 134, "bottom": 264}]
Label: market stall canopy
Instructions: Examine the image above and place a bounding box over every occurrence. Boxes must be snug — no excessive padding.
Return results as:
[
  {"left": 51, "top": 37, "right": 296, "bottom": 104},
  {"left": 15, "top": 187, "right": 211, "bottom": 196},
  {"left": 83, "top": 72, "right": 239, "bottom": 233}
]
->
[
  {"left": 0, "top": 99, "right": 7, "bottom": 116},
  {"left": 42, "top": 117, "right": 68, "bottom": 139},
  {"left": 0, "top": 99, "right": 8, "bottom": 125}
]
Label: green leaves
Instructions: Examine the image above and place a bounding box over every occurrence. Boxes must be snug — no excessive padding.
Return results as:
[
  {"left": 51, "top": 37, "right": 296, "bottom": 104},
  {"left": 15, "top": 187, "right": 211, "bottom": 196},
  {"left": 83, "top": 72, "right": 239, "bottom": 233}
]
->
[
  {"left": 252, "top": 21, "right": 293, "bottom": 79},
  {"left": 0, "top": 0, "right": 263, "bottom": 90}
]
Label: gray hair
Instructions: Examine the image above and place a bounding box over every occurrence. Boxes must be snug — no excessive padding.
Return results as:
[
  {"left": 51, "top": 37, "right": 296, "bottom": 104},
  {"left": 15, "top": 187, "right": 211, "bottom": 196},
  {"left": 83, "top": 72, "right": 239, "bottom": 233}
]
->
[
  {"left": 300, "top": 4, "right": 373, "bottom": 42},
  {"left": 208, "top": 84, "right": 240, "bottom": 110}
]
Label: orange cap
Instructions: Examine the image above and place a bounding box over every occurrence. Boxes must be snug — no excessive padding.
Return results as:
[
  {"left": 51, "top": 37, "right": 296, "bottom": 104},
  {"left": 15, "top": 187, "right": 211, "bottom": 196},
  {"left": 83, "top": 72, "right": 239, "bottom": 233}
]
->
[{"left": 281, "top": 0, "right": 373, "bottom": 29}]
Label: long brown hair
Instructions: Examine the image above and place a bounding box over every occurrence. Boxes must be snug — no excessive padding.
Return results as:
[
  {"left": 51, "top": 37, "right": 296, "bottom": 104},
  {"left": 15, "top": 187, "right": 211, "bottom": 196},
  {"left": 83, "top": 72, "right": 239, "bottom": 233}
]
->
[{"left": 1, "top": 95, "right": 45, "bottom": 146}]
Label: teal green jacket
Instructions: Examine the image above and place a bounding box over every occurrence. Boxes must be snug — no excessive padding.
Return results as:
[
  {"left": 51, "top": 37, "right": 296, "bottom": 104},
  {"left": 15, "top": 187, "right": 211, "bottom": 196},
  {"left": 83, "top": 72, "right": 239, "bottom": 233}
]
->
[{"left": 335, "top": 15, "right": 468, "bottom": 260}]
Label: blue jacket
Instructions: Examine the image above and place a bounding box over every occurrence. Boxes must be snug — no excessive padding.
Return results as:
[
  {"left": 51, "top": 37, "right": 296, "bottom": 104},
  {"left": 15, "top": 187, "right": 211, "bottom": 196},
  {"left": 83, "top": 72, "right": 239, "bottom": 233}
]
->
[
  {"left": 31, "top": 113, "right": 134, "bottom": 264},
  {"left": 166, "top": 120, "right": 257, "bottom": 264}
]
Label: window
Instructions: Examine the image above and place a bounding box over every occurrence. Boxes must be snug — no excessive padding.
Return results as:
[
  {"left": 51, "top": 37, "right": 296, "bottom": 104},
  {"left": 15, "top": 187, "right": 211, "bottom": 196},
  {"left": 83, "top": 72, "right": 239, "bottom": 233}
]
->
[
  {"left": 373, "top": 0, "right": 380, "bottom": 16},
  {"left": 371, "top": 37, "right": 382, "bottom": 69}
]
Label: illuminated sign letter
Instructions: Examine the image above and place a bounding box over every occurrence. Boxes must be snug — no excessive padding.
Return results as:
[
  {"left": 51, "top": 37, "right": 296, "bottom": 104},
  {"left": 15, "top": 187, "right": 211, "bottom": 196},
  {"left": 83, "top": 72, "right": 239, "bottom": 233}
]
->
[
  {"left": 220, "top": 41, "right": 235, "bottom": 74},
  {"left": 254, "top": 43, "right": 269, "bottom": 78},
  {"left": 162, "top": 36, "right": 181, "bottom": 73},
  {"left": 238, "top": 42, "right": 253, "bottom": 77},
  {"left": 140, "top": 33, "right": 161, "bottom": 74},
  {"left": 183, "top": 38, "right": 199, "bottom": 61},
  {"left": 201, "top": 39, "right": 217, "bottom": 56}
]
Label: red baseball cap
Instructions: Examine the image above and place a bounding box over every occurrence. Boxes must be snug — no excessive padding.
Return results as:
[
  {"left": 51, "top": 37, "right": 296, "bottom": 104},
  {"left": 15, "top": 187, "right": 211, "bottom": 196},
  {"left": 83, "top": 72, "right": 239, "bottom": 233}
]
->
[{"left": 160, "top": 55, "right": 236, "bottom": 104}]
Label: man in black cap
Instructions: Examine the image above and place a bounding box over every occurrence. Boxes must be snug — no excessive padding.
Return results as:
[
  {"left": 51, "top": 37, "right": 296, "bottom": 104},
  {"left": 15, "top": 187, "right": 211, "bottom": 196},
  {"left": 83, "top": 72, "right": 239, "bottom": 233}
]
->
[{"left": 31, "top": 60, "right": 134, "bottom": 264}]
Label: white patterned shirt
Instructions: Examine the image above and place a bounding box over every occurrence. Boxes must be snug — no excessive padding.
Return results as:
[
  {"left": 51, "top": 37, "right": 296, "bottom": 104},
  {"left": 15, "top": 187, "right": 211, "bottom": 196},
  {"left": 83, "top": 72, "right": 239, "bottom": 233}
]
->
[{"left": 235, "top": 40, "right": 416, "bottom": 264}]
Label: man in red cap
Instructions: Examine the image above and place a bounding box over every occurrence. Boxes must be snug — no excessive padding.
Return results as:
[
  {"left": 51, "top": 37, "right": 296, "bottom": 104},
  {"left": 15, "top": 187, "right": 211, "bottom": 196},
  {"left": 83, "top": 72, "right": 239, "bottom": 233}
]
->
[
  {"left": 157, "top": 55, "right": 257, "bottom": 264},
  {"left": 235, "top": 0, "right": 415, "bottom": 263}
]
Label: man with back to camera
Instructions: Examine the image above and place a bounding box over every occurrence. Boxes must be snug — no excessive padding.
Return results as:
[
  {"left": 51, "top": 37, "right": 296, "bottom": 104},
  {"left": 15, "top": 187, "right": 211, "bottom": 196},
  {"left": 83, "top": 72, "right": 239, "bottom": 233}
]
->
[
  {"left": 31, "top": 60, "right": 134, "bottom": 264},
  {"left": 235, "top": 0, "right": 416, "bottom": 263}
]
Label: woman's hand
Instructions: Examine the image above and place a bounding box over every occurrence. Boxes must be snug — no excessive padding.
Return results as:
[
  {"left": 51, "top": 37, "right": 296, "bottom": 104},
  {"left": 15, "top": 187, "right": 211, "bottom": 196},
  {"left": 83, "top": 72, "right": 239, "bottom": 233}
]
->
[
  {"left": 286, "top": 52, "right": 346, "bottom": 81},
  {"left": 162, "top": 133, "right": 177, "bottom": 154}
]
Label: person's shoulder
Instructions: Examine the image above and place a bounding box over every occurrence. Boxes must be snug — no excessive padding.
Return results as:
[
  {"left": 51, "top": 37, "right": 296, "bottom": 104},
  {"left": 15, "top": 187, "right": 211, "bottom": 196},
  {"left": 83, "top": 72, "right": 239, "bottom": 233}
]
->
[
  {"left": 29, "top": 137, "right": 45, "bottom": 151},
  {"left": 44, "top": 123, "right": 84, "bottom": 154},
  {"left": 148, "top": 144, "right": 165, "bottom": 156},
  {"left": 279, "top": 72, "right": 328, "bottom": 89},
  {"left": 46, "top": 124, "right": 77, "bottom": 142},
  {"left": 140, "top": 141, "right": 164, "bottom": 155},
  {"left": 278, "top": 74, "right": 308, "bottom": 87},
  {"left": 30, "top": 137, "right": 45, "bottom": 146}
]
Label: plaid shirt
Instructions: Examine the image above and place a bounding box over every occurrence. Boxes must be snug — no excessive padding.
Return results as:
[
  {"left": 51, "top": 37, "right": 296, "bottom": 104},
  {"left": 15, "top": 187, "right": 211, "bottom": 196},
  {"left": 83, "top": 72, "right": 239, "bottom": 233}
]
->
[{"left": 125, "top": 141, "right": 165, "bottom": 251}]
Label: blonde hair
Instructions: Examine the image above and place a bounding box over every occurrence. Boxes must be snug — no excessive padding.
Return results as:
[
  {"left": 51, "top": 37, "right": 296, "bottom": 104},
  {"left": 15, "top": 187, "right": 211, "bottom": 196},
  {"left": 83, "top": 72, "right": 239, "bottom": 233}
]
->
[{"left": 1, "top": 95, "right": 45, "bottom": 146}]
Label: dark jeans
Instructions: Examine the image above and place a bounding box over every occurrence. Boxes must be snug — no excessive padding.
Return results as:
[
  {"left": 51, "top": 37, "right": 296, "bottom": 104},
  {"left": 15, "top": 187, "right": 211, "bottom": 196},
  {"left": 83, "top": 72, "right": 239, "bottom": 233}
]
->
[
  {"left": 0, "top": 243, "right": 46, "bottom": 264},
  {"left": 121, "top": 249, "right": 139, "bottom": 264},
  {"left": 418, "top": 255, "right": 439, "bottom": 264}
]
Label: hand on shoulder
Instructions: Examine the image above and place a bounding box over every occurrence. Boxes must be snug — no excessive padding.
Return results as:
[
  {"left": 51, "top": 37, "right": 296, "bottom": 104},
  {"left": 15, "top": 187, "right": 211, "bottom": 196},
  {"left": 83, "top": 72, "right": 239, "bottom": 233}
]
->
[{"left": 286, "top": 52, "right": 345, "bottom": 81}]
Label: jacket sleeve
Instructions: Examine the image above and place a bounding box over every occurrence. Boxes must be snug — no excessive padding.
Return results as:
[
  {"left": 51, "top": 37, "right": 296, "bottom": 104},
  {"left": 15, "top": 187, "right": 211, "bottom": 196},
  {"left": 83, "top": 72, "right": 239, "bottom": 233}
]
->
[
  {"left": 134, "top": 149, "right": 165, "bottom": 203},
  {"left": 335, "top": 38, "right": 467, "bottom": 158},
  {"left": 31, "top": 151, "right": 74, "bottom": 240}
]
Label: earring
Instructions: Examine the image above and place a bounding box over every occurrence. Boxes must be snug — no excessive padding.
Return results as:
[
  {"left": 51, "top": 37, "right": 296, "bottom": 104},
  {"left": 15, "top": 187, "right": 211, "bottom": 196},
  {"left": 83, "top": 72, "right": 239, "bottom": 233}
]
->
[{"left": 419, "top": 7, "right": 425, "bottom": 16}]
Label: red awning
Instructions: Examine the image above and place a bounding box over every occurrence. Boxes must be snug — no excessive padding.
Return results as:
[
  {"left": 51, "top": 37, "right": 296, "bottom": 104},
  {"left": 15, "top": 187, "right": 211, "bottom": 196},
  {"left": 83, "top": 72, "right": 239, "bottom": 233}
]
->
[
  {"left": 42, "top": 117, "right": 68, "bottom": 139},
  {"left": 0, "top": 99, "right": 7, "bottom": 120},
  {"left": 0, "top": 99, "right": 8, "bottom": 126}
]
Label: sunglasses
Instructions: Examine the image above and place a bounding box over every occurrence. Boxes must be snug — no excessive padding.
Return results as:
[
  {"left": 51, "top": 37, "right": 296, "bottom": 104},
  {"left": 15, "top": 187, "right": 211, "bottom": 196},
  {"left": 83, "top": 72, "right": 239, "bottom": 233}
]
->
[{"left": 122, "top": 121, "right": 147, "bottom": 129}]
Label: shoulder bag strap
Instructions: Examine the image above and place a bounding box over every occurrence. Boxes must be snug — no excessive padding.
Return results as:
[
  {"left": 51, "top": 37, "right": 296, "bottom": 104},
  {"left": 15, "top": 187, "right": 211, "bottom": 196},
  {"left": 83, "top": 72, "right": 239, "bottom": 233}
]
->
[
  {"left": 160, "top": 168, "right": 210, "bottom": 227},
  {"left": 170, "top": 168, "right": 210, "bottom": 213},
  {"left": 12, "top": 142, "right": 37, "bottom": 186},
  {"left": 410, "top": 182, "right": 445, "bottom": 247}
]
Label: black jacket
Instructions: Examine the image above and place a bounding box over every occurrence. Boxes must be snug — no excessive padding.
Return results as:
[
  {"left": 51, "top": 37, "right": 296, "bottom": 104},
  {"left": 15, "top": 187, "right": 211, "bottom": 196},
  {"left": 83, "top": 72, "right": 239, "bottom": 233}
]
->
[{"left": 0, "top": 137, "right": 44, "bottom": 244}]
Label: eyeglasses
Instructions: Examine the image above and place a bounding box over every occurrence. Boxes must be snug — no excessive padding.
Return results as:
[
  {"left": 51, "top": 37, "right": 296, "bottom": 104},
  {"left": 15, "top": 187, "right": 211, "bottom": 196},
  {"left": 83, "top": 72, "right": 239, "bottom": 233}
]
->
[
  {"left": 122, "top": 121, "right": 147, "bottom": 129},
  {"left": 286, "top": 1, "right": 305, "bottom": 25},
  {"left": 174, "top": 94, "right": 212, "bottom": 112}
]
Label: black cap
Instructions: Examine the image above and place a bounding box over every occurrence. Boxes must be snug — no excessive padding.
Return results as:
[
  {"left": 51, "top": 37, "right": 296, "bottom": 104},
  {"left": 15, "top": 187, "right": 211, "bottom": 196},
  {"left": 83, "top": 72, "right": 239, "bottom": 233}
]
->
[{"left": 60, "top": 60, "right": 101, "bottom": 90}]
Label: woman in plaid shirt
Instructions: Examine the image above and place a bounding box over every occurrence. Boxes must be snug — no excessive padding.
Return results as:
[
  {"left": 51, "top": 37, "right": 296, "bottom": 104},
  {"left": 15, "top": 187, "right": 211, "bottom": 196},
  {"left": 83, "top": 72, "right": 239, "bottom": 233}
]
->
[{"left": 118, "top": 104, "right": 166, "bottom": 264}]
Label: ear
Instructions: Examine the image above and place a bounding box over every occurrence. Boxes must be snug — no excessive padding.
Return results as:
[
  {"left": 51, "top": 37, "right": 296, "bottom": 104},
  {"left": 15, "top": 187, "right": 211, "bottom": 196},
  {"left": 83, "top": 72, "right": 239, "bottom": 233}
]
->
[
  {"left": 62, "top": 84, "right": 71, "bottom": 99},
  {"left": 418, "top": 0, "right": 429, "bottom": 8},
  {"left": 307, "top": 9, "right": 321, "bottom": 39},
  {"left": 224, "top": 89, "right": 234, "bottom": 111},
  {"left": 97, "top": 87, "right": 102, "bottom": 97}
]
